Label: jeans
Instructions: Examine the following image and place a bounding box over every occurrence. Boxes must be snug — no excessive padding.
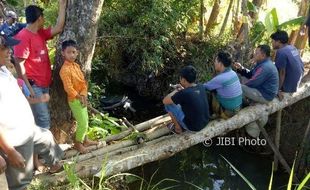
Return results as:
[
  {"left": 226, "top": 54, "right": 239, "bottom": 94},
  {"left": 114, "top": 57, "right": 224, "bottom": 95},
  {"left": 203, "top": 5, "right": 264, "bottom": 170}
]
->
[
  {"left": 164, "top": 104, "right": 189, "bottom": 131},
  {"left": 30, "top": 85, "right": 50, "bottom": 129}
]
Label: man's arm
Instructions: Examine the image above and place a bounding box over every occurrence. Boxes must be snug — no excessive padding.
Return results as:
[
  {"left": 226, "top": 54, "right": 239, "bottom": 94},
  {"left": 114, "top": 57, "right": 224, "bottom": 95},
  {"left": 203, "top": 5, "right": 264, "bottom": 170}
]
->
[
  {"left": 278, "top": 68, "right": 285, "bottom": 91},
  {"left": 244, "top": 67, "right": 266, "bottom": 88},
  {"left": 51, "top": 0, "right": 67, "bottom": 37},
  {"left": 14, "top": 58, "right": 35, "bottom": 97},
  {"left": 0, "top": 156, "right": 6, "bottom": 174},
  {"left": 233, "top": 62, "right": 252, "bottom": 79},
  {"left": 163, "top": 90, "right": 178, "bottom": 105},
  {"left": 0, "top": 131, "right": 25, "bottom": 169}
]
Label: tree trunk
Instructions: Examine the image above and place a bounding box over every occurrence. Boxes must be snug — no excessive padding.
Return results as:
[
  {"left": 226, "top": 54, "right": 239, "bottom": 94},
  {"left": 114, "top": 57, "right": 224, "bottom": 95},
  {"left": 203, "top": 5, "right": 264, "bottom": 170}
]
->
[
  {"left": 293, "top": 0, "right": 309, "bottom": 50},
  {"left": 50, "top": 0, "right": 104, "bottom": 143},
  {"left": 249, "top": 0, "right": 264, "bottom": 20},
  {"left": 199, "top": 0, "right": 205, "bottom": 40},
  {"left": 204, "top": 0, "right": 221, "bottom": 36},
  {"left": 219, "top": 0, "right": 234, "bottom": 35}
]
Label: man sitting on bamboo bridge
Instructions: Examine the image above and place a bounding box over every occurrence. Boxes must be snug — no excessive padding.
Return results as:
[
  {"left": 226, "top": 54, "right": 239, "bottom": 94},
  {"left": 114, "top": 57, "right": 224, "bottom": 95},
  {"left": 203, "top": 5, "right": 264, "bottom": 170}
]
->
[
  {"left": 163, "top": 65, "right": 209, "bottom": 134},
  {"left": 233, "top": 44, "right": 279, "bottom": 138},
  {"left": 203, "top": 51, "right": 242, "bottom": 119},
  {"left": 270, "top": 30, "right": 304, "bottom": 100}
]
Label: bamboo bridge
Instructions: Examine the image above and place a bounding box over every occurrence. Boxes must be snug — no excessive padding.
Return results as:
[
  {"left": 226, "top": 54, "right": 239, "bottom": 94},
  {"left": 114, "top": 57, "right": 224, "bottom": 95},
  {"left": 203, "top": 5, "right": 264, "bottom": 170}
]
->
[{"left": 35, "top": 78, "right": 310, "bottom": 185}]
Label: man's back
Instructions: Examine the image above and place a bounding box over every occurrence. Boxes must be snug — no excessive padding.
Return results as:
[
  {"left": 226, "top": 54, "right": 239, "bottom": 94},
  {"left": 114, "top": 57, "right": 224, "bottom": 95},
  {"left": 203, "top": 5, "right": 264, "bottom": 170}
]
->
[
  {"left": 171, "top": 84, "right": 209, "bottom": 131},
  {"left": 275, "top": 45, "right": 304, "bottom": 92}
]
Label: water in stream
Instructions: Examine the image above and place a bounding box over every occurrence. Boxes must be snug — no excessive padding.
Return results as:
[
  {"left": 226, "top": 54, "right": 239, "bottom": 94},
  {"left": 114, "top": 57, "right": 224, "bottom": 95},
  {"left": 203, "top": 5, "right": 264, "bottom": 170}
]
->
[{"left": 129, "top": 144, "right": 288, "bottom": 190}]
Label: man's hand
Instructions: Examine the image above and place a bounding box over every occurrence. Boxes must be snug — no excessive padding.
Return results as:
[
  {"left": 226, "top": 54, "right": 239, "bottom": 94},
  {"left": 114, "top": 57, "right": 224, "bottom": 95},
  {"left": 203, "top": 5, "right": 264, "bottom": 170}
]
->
[
  {"left": 7, "top": 149, "right": 25, "bottom": 169},
  {"left": 233, "top": 62, "right": 242, "bottom": 70},
  {"left": 175, "top": 84, "right": 184, "bottom": 91},
  {"left": 77, "top": 95, "right": 87, "bottom": 107},
  {"left": 40, "top": 93, "right": 50, "bottom": 103},
  {"left": 0, "top": 156, "right": 6, "bottom": 174}
]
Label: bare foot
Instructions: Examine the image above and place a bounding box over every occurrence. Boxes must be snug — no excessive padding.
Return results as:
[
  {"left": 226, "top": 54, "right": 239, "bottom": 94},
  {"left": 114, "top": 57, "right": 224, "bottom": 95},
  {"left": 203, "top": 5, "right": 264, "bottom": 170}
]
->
[
  {"left": 83, "top": 138, "right": 98, "bottom": 147},
  {"left": 49, "top": 162, "right": 63, "bottom": 174},
  {"left": 34, "top": 154, "right": 47, "bottom": 172},
  {"left": 74, "top": 142, "right": 89, "bottom": 154},
  {"left": 174, "top": 125, "right": 183, "bottom": 134}
]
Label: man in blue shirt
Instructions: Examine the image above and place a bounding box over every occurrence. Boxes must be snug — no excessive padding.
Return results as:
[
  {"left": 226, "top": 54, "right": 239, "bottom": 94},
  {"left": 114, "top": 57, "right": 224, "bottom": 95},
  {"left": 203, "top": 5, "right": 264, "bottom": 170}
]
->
[
  {"left": 234, "top": 45, "right": 279, "bottom": 138},
  {"left": 270, "top": 30, "right": 304, "bottom": 99},
  {"left": 0, "top": 11, "right": 26, "bottom": 37},
  {"left": 234, "top": 45, "right": 279, "bottom": 104},
  {"left": 204, "top": 51, "right": 242, "bottom": 119}
]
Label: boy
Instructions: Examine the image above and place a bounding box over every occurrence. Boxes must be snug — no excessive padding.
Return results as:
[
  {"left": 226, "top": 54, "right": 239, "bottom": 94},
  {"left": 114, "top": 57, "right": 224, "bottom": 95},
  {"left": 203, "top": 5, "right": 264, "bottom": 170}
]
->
[
  {"left": 60, "top": 40, "right": 98, "bottom": 153},
  {"left": 163, "top": 65, "right": 209, "bottom": 134}
]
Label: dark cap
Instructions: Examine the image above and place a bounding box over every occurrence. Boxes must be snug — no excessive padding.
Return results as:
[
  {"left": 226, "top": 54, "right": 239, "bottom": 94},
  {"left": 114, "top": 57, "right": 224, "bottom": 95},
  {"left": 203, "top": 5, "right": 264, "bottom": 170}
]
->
[{"left": 0, "top": 32, "right": 20, "bottom": 47}]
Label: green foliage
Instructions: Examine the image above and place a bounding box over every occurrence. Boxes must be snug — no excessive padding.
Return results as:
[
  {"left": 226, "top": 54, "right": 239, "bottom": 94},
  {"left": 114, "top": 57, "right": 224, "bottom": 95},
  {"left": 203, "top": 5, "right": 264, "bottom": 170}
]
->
[
  {"left": 247, "top": 0, "right": 258, "bottom": 14},
  {"left": 95, "top": 0, "right": 207, "bottom": 77},
  {"left": 6, "top": 0, "right": 19, "bottom": 6},
  {"left": 264, "top": 8, "right": 279, "bottom": 34},
  {"left": 88, "top": 82, "right": 105, "bottom": 108},
  {"left": 250, "top": 8, "right": 305, "bottom": 45},
  {"left": 222, "top": 156, "right": 310, "bottom": 190},
  {"left": 87, "top": 113, "right": 127, "bottom": 140}
]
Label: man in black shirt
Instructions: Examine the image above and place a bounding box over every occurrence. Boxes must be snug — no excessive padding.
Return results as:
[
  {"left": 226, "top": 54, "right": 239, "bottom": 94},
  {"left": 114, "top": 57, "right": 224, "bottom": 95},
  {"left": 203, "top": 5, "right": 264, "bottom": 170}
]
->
[{"left": 163, "top": 66, "right": 209, "bottom": 133}]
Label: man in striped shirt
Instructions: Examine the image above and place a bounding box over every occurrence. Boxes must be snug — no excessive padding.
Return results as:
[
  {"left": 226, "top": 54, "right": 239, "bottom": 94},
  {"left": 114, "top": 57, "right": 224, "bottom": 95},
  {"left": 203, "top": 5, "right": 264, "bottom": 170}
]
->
[{"left": 204, "top": 51, "right": 242, "bottom": 119}]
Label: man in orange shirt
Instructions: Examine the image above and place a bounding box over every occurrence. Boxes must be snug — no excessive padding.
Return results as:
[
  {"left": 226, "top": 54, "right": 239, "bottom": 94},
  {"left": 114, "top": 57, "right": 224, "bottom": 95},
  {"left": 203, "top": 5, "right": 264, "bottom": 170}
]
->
[{"left": 60, "top": 40, "right": 97, "bottom": 153}]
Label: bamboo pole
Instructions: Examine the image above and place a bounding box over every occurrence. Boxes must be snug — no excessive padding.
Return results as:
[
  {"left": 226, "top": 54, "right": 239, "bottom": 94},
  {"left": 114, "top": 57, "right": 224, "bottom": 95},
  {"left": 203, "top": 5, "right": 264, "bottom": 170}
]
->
[
  {"left": 256, "top": 117, "right": 299, "bottom": 182},
  {"left": 103, "top": 115, "right": 170, "bottom": 143},
  {"left": 63, "top": 126, "right": 170, "bottom": 163},
  {"left": 64, "top": 141, "right": 106, "bottom": 159},
  {"left": 65, "top": 115, "right": 171, "bottom": 158},
  {"left": 295, "top": 119, "right": 310, "bottom": 172},
  {"left": 274, "top": 109, "right": 282, "bottom": 171}
]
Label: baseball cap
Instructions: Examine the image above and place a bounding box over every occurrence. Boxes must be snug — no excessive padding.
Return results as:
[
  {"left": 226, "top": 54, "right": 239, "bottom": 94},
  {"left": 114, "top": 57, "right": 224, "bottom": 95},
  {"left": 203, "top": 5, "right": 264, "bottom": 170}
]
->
[
  {"left": 6, "top": 11, "right": 17, "bottom": 19},
  {"left": 0, "top": 32, "right": 20, "bottom": 47}
]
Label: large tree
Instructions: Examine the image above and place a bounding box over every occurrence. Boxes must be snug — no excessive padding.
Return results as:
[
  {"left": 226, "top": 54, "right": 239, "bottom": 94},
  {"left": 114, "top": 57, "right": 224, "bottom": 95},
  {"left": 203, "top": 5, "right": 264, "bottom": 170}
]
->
[{"left": 50, "top": 0, "right": 104, "bottom": 143}]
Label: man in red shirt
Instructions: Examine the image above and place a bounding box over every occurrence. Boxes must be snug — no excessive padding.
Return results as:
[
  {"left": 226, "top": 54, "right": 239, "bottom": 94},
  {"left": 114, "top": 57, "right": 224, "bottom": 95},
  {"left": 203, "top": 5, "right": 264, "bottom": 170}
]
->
[{"left": 14, "top": 0, "right": 67, "bottom": 129}]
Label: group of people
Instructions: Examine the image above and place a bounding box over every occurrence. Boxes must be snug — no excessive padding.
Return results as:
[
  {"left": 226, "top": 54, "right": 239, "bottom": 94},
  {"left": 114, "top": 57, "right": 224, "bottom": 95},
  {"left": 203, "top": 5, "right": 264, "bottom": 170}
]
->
[
  {"left": 0, "top": 1, "right": 307, "bottom": 190},
  {"left": 0, "top": 0, "right": 102, "bottom": 188},
  {"left": 163, "top": 30, "right": 304, "bottom": 137}
]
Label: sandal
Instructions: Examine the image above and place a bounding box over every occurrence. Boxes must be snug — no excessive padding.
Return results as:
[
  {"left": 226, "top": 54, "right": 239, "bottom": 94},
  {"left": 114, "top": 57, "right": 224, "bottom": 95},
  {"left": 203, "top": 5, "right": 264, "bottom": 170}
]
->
[{"left": 167, "top": 123, "right": 178, "bottom": 134}]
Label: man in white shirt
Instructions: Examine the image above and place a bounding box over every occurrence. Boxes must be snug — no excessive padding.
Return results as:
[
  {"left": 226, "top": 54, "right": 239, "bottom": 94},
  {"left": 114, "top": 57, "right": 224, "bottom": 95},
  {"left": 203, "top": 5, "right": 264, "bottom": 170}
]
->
[{"left": 0, "top": 35, "right": 63, "bottom": 190}]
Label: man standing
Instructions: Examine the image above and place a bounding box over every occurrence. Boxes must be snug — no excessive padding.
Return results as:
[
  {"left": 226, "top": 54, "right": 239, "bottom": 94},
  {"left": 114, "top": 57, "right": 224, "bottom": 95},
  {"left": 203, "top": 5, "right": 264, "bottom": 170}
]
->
[
  {"left": 0, "top": 11, "right": 26, "bottom": 37},
  {"left": 270, "top": 30, "right": 304, "bottom": 99},
  {"left": 0, "top": 35, "right": 63, "bottom": 190},
  {"left": 163, "top": 66, "right": 209, "bottom": 134},
  {"left": 234, "top": 45, "right": 279, "bottom": 138},
  {"left": 14, "top": 1, "right": 67, "bottom": 129}
]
